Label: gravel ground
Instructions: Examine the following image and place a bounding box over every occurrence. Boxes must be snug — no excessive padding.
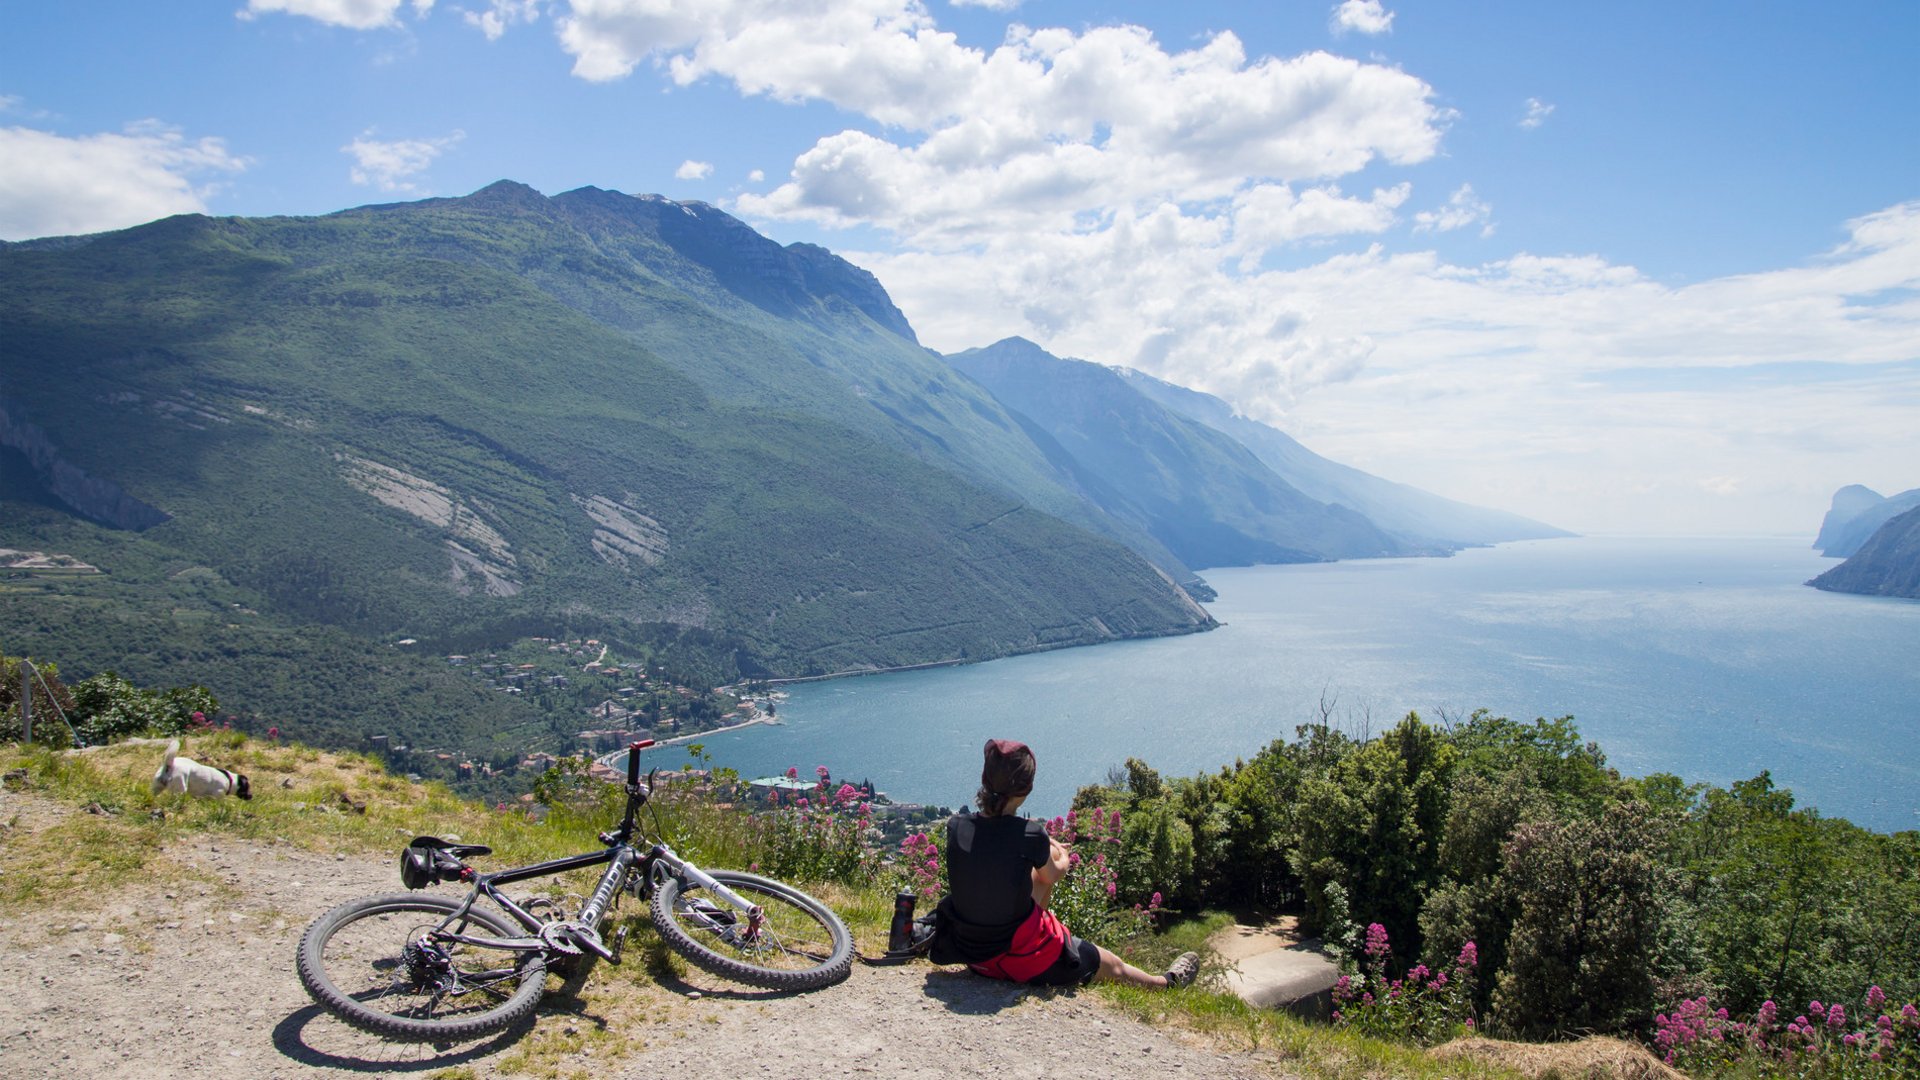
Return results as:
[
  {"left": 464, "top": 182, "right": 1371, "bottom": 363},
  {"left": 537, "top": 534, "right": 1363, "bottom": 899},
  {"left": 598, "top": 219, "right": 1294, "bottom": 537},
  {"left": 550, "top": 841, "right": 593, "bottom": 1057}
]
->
[{"left": 0, "top": 788, "right": 1289, "bottom": 1080}]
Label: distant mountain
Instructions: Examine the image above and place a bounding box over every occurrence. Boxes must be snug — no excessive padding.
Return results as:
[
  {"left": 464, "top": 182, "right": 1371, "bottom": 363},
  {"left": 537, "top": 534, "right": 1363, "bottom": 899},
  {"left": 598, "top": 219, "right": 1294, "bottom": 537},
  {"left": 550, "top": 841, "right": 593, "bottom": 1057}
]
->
[
  {"left": 945, "top": 338, "right": 1564, "bottom": 564},
  {"left": 1116, "top": 368, "right": 1571, "bottom": 549},
  {"left": 0, "top": 183, "right": 1215, "bottom": 738},
  {"left": 946, "top": 338, "right": 1413, "bottom": 568},
  {"left": 1809, "top": 505, "right": 1920, "bottom": 599},
  {"left": 1813, "top": 484, "right": 1920, "bottom": 558}
]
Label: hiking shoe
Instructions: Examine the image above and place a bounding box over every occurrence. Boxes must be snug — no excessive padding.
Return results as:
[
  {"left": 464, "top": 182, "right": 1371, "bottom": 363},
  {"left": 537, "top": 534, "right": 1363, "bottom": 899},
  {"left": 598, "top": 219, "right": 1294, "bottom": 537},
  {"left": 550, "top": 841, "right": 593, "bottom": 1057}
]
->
[{"left": 1164, "top": 951, "right": 1200, "bottom": 989}]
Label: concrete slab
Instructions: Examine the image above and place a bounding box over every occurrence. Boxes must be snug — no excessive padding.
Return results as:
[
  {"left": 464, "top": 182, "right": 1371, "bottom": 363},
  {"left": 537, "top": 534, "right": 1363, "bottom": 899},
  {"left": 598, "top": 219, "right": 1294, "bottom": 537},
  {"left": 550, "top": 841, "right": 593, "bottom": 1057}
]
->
[{"left": 1209, "top": 919, "right": 1341, "bottom": 1017}]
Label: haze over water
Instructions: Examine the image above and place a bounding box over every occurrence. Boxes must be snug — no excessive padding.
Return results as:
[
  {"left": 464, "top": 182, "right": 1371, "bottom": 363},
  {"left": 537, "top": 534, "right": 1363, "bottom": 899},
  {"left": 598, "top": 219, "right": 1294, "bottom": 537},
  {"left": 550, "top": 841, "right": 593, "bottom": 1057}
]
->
[{"left": 694, "top": 537, "right": 1920, "bottom": 833}]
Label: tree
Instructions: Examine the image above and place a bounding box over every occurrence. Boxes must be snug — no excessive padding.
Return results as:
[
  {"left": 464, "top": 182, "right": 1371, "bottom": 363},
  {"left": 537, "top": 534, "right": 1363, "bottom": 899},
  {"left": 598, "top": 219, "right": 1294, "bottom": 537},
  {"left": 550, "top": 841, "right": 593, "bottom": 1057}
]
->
[
  {"left": 1292, "top": 712, "right": 1456, "bottom": 953},
  {"left": 1491, "top": 800, "right": 1677, "bottom": 1037}
]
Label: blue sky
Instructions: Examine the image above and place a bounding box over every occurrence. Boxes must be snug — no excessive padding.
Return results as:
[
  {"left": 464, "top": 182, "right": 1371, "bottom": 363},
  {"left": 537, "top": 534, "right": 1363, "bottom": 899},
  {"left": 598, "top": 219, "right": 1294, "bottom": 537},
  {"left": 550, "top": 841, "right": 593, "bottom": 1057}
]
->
[{"left": 4, "top": 1, "right": 1917, "bottom": 536}]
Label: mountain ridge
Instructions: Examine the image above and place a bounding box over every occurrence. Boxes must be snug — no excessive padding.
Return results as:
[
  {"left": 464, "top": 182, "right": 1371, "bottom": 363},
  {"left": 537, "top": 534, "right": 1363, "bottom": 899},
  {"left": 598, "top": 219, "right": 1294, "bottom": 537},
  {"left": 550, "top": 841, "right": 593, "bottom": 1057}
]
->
[{"left": 0, "top": 183, "right": 1215, "bottom": 739}]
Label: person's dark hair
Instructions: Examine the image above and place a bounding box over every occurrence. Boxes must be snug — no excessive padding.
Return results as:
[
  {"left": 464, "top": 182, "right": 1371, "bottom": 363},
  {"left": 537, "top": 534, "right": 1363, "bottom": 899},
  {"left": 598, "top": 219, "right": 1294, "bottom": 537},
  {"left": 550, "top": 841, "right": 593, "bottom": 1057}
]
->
[{"left": 977, "top": 738, "right": 1036, "bottom": 815}]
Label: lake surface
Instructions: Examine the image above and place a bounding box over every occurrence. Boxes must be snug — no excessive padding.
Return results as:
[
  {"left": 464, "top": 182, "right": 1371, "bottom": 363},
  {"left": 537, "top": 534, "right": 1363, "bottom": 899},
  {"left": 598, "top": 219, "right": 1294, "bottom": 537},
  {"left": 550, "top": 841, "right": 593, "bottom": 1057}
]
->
[{"left": 689, "top": 537, "right": 1920, "bottom": 833}]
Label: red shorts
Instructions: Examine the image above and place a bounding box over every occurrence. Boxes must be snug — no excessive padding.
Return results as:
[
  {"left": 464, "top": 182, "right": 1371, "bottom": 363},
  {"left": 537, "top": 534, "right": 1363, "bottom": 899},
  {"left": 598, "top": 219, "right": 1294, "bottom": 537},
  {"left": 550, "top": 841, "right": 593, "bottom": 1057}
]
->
[{"left": 968, "top": 905, "right": 1070, "bottom": 983}]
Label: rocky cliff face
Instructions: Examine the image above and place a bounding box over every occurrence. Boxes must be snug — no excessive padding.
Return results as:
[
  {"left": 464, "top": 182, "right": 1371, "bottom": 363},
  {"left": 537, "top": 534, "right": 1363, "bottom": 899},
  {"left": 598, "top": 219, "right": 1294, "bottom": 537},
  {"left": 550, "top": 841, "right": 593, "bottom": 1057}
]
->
[
  {"left": 1813, "top": 484, "right": 1920, "bottom": 558},
  {"left": 1809, "top": 505, "right": 1920, "bottom": 599},
  {"left": 0, "top": 402, "right": 170, "bottom": 530}
]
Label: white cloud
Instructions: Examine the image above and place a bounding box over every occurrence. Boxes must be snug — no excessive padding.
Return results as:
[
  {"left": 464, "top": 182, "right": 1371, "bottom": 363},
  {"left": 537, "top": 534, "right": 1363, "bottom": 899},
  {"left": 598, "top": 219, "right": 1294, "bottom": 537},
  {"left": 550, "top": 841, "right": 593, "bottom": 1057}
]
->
[
  {"left": 748, "top": 168, "right": 765, "bottom": 182},
  {"left": 462, "top": 0, "right": 540, "bottom": 40},
  {"left": 240, "top": 0, "right": 434, "bottom": 30},
  {"left": 1331, "top": 0, "right": 1394, "bottom": 36},
  {"left": 1520, "top": 97, "right": 1555, "bottom": 130},
  {"left": 0, "top": 123, "right": 249, "bottom": 241},
  {"left": 675, "top": 159, "right": 713, "bottom": 180},
  {"left": 1413, "top": 184, "right": 1492, "bottom": 235},
  {"left": 731, "top": 34, "right": 1442, "bottom": 246},
  {"left": 950, "top": 0, "right": 1022, "bottom": 9},
  {"left": 1232, "top": 182, "right": 1409, "bottom": 254},
  {"left": 342, "top": 129, "right": 464, "bottom": 191}
]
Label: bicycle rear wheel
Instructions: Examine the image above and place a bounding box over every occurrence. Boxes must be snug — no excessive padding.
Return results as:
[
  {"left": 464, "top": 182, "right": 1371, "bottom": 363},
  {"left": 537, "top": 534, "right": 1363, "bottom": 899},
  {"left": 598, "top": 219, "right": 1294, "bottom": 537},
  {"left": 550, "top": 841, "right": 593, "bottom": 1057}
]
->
[
  {"left": 651, "top": 869, "right": 852, "bottom": 991},
  {"left": 297, "top": 893, "right": 547, "bottom": 1042}
]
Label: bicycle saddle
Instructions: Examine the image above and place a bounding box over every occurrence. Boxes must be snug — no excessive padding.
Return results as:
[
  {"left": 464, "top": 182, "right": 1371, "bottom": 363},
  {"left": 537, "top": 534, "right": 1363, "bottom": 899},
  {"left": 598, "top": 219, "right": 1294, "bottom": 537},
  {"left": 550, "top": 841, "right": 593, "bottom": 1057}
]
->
[{"left": 407, "top": 835, "right": 493, "bottom": 859}]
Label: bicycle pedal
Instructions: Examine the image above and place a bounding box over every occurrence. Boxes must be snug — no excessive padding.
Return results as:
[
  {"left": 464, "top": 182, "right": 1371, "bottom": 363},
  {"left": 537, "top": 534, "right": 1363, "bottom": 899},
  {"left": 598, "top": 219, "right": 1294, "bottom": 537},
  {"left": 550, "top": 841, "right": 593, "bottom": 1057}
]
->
[{"left": 609, "top": 925, "right": 628, "bottom": 965}]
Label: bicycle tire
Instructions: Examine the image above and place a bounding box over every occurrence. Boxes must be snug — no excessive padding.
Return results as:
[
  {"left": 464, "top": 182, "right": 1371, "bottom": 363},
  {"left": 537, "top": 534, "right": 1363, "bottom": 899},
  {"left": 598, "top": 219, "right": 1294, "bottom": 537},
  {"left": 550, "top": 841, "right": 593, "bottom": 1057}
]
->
[
  {"left": 297, "top": 893, "right": 547, "bottom": 1042},
  {"left": 651, "top": 869, "right": 852, "bottom": 991}
]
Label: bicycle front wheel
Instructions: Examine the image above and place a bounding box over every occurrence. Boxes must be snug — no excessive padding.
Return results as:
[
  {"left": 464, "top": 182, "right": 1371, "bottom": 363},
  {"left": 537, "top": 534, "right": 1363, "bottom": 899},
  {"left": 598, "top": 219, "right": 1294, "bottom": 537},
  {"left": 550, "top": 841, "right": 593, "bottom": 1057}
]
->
[
  {"left": 651, "top": 869, "right": 852, "bottom": 991},
  {"left": 297, "top": 893, "right": 547, "bottom": 1042}
]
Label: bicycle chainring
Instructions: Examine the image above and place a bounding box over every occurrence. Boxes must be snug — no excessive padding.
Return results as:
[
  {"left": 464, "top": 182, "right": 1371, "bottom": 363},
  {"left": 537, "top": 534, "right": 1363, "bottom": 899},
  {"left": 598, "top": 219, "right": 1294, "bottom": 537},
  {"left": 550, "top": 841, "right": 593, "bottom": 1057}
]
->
[{"left": 538, "top": 921, "right": 585, "bottom": 956}]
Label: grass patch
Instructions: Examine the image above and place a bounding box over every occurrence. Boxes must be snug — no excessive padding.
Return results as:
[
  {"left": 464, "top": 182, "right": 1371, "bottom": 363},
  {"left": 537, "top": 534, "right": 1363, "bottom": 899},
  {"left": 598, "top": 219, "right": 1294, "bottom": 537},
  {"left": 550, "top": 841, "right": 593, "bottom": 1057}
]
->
[{"left": 1099, "top": 985, "right": 1523, "bottom": 1080}]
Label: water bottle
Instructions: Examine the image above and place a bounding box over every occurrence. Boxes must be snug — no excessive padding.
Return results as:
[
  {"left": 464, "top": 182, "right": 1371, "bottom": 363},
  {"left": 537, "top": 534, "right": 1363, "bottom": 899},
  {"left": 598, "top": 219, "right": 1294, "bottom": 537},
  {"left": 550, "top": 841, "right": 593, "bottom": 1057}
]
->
[{"left": 887, "top": 890, "right": 916, "bottom": 954}]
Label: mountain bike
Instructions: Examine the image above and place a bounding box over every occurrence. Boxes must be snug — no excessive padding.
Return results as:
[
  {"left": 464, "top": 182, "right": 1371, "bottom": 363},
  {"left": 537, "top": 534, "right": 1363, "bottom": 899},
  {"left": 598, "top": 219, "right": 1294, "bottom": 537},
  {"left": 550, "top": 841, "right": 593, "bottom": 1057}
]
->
[{"left": 296, "top": 740, "right": 853, "bottom": 1042}]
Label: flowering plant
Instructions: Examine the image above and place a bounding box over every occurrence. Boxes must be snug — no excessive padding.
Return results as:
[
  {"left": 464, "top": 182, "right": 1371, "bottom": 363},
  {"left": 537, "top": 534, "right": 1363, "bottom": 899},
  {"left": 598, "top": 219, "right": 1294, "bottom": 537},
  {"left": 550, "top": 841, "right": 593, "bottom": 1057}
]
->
[
  {"left": 1043, "top": 808, "right": 1160, "bottom": 948},
  {"left": 1653, "top": 989, "right": 1920, "bottom": 1077},
  {"left": 1332, "top": 925, "right": 1479, "bottom": 1046},
  {"left": 897, "top": 829, "right": 944, "bottom": 898},
  {"left": 747, "top": 766, "right": 876, "bottom": 885}
]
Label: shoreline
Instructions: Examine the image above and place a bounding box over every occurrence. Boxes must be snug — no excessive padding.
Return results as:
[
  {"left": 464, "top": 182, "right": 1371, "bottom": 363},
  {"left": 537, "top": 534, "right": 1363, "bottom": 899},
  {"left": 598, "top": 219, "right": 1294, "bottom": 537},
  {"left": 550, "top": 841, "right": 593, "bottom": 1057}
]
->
[
  {"left": 652, "top": 714, "right": 780, "bottom": 747},
  {"left": 755, "top": 621, "right": 1220, "bottom": 687}
]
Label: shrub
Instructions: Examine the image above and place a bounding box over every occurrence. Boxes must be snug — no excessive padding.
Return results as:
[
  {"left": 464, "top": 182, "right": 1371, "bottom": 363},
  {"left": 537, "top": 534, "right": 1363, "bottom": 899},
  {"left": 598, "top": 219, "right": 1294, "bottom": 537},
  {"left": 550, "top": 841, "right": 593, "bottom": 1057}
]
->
[
  {"left": 1653, "top": 988, "right": 1920, "bottom": 1077},
  {"left": 1492, "top": 800, "right": 1677, "bottom": 1037},
  {"left": 1333, "top": 922, "right": 1480, "bottom": 1046},
  {"left": 1042, "top": 807, "right": 1160, "bottom": 948},
  {"left": 744, "top": 766, "right": 877, "bottom": 886}
]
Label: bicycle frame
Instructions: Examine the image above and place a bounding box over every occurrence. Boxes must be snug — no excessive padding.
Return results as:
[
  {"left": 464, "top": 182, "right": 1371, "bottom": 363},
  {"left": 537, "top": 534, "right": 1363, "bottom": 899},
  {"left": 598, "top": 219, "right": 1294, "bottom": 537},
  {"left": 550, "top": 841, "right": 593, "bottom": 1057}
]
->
[{"left": 418, "top": 740, "right": 766, "bottom": 963}]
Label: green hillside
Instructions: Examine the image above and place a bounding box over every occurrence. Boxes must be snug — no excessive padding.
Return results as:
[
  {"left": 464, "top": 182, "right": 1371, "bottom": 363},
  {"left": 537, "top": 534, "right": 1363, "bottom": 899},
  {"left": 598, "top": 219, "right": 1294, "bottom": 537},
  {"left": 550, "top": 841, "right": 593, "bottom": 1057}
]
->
[{"left": 0, "top": 184, "right": 1214, "bottom": 763}]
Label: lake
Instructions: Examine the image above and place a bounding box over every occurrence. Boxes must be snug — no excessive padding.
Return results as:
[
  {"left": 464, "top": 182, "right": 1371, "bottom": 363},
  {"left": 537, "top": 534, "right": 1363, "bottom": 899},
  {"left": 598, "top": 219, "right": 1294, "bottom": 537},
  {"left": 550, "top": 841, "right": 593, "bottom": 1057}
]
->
[{"left": 687, "top": 536, "right": 1920, "bottom": 833}]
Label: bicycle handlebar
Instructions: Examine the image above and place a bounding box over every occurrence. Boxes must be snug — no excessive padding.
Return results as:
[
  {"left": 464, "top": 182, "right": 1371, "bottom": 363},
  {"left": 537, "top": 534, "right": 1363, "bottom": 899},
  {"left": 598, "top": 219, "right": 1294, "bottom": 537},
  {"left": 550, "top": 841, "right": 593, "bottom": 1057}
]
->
[{"left": 626, "top": 739, "right": 655, "bottom": 786}]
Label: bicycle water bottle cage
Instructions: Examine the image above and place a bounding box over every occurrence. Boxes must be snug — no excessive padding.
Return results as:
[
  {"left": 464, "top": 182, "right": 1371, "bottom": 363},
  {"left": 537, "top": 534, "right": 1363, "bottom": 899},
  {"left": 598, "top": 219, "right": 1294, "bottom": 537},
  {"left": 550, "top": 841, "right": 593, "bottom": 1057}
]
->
[{"left": 399, "top": 835, "right": 494, "bottom": 889}]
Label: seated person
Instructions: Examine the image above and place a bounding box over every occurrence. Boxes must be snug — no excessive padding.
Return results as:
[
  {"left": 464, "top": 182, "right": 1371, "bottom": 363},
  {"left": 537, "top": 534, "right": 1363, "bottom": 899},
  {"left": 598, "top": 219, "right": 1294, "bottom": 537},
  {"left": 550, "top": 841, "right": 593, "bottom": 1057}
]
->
[{"left": 928, "top": 738, "right": 1198, "bottom": 989}]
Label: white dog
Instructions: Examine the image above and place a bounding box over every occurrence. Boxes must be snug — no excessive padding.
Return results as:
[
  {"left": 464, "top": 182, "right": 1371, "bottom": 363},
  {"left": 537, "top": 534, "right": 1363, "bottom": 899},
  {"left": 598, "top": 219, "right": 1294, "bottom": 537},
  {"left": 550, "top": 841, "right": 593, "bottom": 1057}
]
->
[{"left": 151, "top": 739, "right": 252, "bottom": 800}]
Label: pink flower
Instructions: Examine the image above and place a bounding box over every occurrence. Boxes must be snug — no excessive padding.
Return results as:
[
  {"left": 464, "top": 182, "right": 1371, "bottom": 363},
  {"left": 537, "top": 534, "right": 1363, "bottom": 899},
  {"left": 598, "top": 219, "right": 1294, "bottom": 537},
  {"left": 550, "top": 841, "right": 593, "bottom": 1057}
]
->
[
  {"left": 816, "top": 765, "right": 830, "bottom": 779},
  {"left": 785, "top": 766, "right": 799, "bottom": 779},
  {"left": 835, "top": 783, "right": 859, "bottom": 803},
  {"left": 1105, "top": 882, "right": 1116, "bottom": 897},
  {"left": 1465, "top": 1017, "right": 1475, "bottom": 1029},
  {"left": 1867, "top": 986, "right": 1887, "bottom": 1011},
  {"left": 1149, "top": 891, "right": 1163, "bottom": 909},
  {"left": 1364, "top": 923, "right": 1390, "bottom": 960},
  {"left": 1407, "top": 964, "right": 1430, "bottom": 985},
  {"left": 1827, "top": 1004, "right": 1847, "bottom": 1030},
  {"left": 1456, "top": 941, "right": 1479, "bottom": 969},
  {"left": 1810, "top": 1000, "right": 1826, "bottom": 1019}
]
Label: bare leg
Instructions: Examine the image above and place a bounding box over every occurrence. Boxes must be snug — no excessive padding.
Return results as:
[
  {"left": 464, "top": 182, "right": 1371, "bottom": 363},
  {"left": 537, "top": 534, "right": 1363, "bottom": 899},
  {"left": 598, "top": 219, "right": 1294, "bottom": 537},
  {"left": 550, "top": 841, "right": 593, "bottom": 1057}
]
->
[{"left": 1093, "top": 945, "right": 1169, "bottom": 989}]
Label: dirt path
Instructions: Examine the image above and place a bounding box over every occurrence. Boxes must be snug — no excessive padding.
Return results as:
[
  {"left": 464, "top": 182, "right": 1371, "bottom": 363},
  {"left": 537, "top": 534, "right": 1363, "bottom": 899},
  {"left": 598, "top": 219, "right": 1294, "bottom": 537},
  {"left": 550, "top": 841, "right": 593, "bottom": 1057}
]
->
[{"left": 0, "top": 790, "right": 1290, "bottom": 1080}]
